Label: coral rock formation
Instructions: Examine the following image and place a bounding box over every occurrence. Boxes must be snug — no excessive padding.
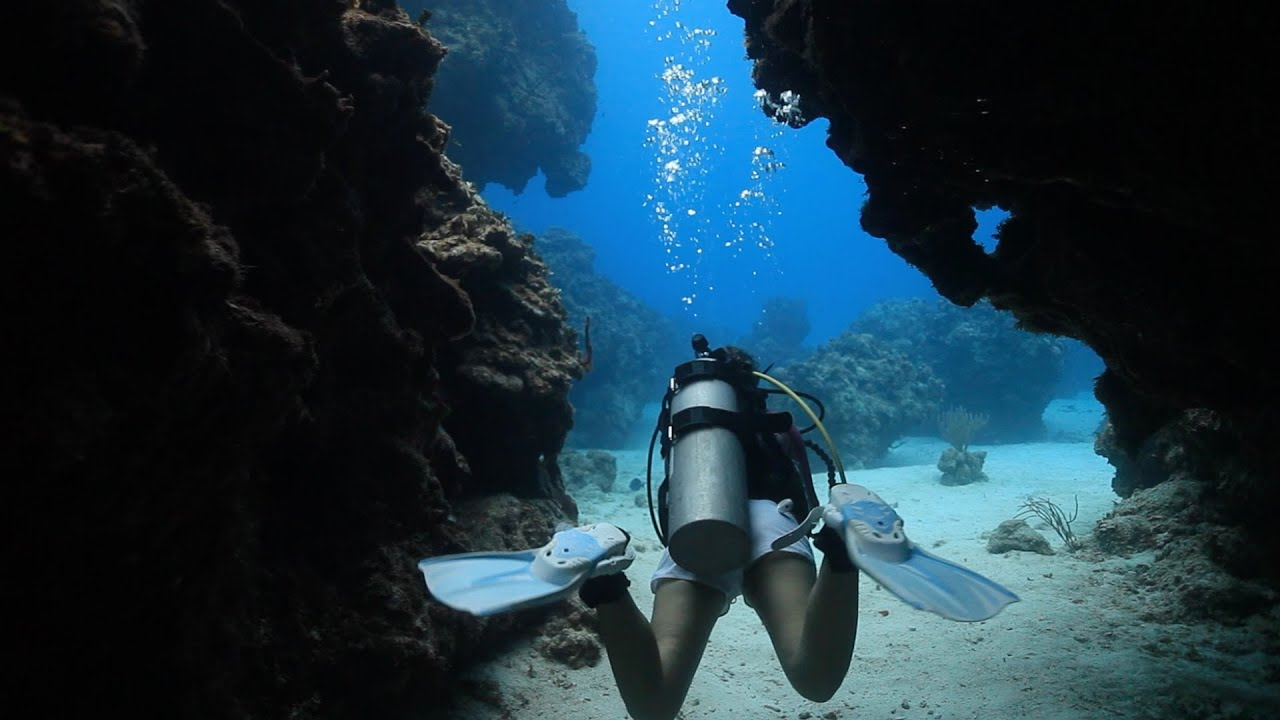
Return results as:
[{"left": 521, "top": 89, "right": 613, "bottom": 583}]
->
[
  {"left": 419, "top": 207, "right": 583, "bottom": 503},
  {"left": 738, "top": 296, "right": 812, "bottom": 367},
  {"left": 537, "top": 227, "right": 682, "bottom": 449},
  {"left": 775, "top": 332, "right": 944, "bottom": 467},
  {"left": 728, "top": 0, "right": 1279, "bottom": 609},
  {"left": 855, "top": 299, "right": 1065, "bottom": 441},
  {"left": 727, "top": 1, "right": 1274, "bottom": 419},
  {"left": 560, "top": 449, "right": 620, "bottom": 493},
  {"left": 937, "top": 447, "right": 989, "bottom": 486},
  {"left": 3, "top": 1, "right": 578, "bottom": 717},
  {"left": 986, "top": 519, "right": 1054, "bottom": 556},
  {"left": 401, "top": 0, "right": 598, "bottom": 197}
]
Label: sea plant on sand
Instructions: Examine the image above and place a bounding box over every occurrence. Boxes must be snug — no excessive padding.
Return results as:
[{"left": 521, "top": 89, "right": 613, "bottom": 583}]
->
[{"left": 937, "top": 406, "right": 990, "bottom": 485}]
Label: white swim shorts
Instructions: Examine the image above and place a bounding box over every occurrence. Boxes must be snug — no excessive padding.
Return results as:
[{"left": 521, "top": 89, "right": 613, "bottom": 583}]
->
[{"left": 651, "top": 498, "right": 815, "bottom": 613}]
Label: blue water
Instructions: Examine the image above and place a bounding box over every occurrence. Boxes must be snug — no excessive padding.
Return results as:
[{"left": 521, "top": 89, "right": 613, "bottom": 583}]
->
[{"left": 482, "top": 0, "right": 1007, "bottom": 346}]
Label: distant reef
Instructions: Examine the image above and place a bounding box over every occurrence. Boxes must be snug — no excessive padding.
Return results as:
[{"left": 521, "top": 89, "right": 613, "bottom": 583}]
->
[
  {"left": 2, "top": 2, "right": 581, "bottom": 718},
  {"left": 737, "top": 296, "right": 812, "bottom": 367},
  {"left": 402, "top": 0, "right": 597, "bottom": 197},
  {"left": 730, "top": 1, "right": 1279, "bottom": 612},
  {"left": 853, "top": 298, "right": 1066, "bottom": 442},
  {"left": 537, "top": 228, "right": 683, "bottom": 448},
  {"left": 774, "top": 332, "right": 945, "bottom": 468}
]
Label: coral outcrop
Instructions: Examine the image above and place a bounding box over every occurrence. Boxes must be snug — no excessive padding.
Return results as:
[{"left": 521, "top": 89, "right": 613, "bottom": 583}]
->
[
  {"left": 727, "top": 2, "right": 1274, "bottom": 421},
  {"left": 986, "top": 519, "right": 1054, "bottom": 556},
  {"left": 419, "top": 208, "right": 583, "bottom": 502},
  {"left": 728, "top": 0, "right": 1279, "bottom": 614},
  {"left": 536, "top": 227, "right": 682, "bottom": 449},
  {"left": 937, "top": 447, "right": 989, "bottom": 486},
  {"left": 854, "top": 299, "right": 1066, "bottom": 441},
  {"left": 738, "top": 296, "right": 812, "bottom": 366},
  {"left": 560, "top": 449, "right": 619, "bottom": 493},
  {"left": 774, "top": 332, "right": 944, "bottom": 467},
  {"left": 1094, "top": 410, "right": 1280, "bottom": 582},
  {"left": 3, "top": 1, "right": 578, "bottom": 717},
  {"left": 1095, "top": 479, "right": 1277, "bottom": 624},
  {"left": 401, "top": 0, "right": 597, "bottom": 197}
]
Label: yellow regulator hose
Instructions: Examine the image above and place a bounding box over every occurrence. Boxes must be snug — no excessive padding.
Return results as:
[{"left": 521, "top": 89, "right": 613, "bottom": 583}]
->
[{"left": 751, "top": 370, "right": 847, "bottom": 485}]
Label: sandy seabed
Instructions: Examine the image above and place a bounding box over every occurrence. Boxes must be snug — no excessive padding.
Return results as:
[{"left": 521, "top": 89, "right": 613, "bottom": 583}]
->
[{"left": 444, "top": 395, "right": 1280, "bottom": 719}]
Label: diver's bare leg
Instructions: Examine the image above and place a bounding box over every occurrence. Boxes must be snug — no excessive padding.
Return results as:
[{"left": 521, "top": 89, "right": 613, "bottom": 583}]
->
[
  {"left": 594, "top": 579, "right": 724, "bottom": 720},
  {"left": 743, "top": 552, "right": 859, "bottom": 702}
]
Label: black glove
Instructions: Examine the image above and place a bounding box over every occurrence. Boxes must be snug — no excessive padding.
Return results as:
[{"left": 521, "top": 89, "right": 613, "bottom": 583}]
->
[
  {"left": 578, "top": 573, "right": 631, "bottom": 608},
  {"left": 812, "top": 526, "right": 856, "bottom": 574}
]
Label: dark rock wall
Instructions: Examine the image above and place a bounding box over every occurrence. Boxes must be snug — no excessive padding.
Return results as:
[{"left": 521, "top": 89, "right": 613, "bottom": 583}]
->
[
  {"left": 727, "top": 1, "right": 1279, "bottom": 573},
  {"left": 420, "top": 211, "right": 583, "bottom": 499},
  {"left": 726, "top": 0, "right": 1276, "bottom": 429},
  {"left": 403, "top": 0, "right": 598, "bottom": 197},
  {"left": 536, "top": 227, "right": 683, "bottom": 449},
  {"left": 3, "top": 1, "right": 577, "bottom": 717}
]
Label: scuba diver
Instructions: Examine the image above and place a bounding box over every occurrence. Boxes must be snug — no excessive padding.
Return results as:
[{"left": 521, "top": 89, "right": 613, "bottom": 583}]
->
[{"left": 419, "top": 336, "right": 1018, "bottom": 720}]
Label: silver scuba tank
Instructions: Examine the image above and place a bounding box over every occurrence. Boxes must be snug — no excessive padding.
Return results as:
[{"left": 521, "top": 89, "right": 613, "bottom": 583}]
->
[{"left": 665, "top": 357, "right": 752, "bottom": 577}]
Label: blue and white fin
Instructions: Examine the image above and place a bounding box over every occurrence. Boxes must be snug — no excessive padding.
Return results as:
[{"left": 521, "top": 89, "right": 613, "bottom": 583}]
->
[
  {"left": 418, "top": 524, "right": 630, "bottom": 617},
  {"left": 773, "top": 484, "right": 1019, "bottom": 622}
]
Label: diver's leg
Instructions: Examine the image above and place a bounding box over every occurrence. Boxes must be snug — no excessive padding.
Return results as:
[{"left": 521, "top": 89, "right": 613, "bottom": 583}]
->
[
  {"left": 743, "top": 551, "right": 860, "bottom": 702},
  {"left": 594, "top": 578, "right": 724, "bottom": 720}
]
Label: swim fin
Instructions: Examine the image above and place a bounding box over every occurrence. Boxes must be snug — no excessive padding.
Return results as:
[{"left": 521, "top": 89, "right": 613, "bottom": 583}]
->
[
  {"left": 773, "top": 484, "right": 1019, "bottom": 622},
  {"left": 418, "top": 523, "right": 632, "bottom": 617}
]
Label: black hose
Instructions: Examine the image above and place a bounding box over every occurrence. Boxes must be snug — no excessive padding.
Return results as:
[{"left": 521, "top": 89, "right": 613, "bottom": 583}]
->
[
  {"left": 804, "top": 439, "right": 837, "bottom": 488},
  {"left": 646, "top": 392, "right": 672, "bottom": 545}
]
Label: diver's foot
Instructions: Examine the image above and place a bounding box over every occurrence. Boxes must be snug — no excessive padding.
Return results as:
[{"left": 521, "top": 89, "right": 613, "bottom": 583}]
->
[
  {"left": 815, "top": 484, "right": 885, "bottom": 573},
  {"left": 827, "top": 482, "right": 881, "bottom": 509},
  {"left": 576, "top": 523, "right": 635, "bottom": 577},
  {"left": 574, "top": 523, "right": 634, "bottom": 607}
]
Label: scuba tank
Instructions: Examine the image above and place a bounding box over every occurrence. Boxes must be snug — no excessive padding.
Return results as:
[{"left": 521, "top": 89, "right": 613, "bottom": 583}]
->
[
  {"left": 644, "top": 334, "right": 842, "bottom": 577},
  {"left": 664, "top": 338, "right": 752, "bottom": 576}
]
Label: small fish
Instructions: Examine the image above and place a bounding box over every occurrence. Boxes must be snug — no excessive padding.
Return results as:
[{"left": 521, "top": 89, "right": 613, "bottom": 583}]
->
[{"left": 629, "top": 478, "right": 643, "bottom": 491}]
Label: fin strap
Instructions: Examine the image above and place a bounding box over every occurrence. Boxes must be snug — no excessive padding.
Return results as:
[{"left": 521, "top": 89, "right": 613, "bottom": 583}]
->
[{"left": 579, "top": 573, "right": 631, "bottom": 608}]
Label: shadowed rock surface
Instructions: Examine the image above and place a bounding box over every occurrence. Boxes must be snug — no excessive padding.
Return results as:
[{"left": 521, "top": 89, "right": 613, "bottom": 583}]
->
[
  {"left": 402, "top": 0, "right": 597, "bottom": 197},
  {"left": 729, "top": 0, "right": 1279, "bottom": 600},
  {"left": 536, "top": 227, "right": 682, "bottom": 449},
  {"left": 2, "top": 1, "right": 578, "bottom": 717},
  {"left": 728, "top": 0, "right": 1275, "bottom": 421}
]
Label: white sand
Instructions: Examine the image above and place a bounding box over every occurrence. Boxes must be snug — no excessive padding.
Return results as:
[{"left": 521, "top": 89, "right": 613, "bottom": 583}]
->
[{"left": 446, "top": 396, "right": 1279, "bottom": 719}]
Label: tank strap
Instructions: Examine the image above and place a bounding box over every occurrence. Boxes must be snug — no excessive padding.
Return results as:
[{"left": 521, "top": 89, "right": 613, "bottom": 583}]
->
[{"left": 669, "top": 406, "right": 792, "bottom": 439}]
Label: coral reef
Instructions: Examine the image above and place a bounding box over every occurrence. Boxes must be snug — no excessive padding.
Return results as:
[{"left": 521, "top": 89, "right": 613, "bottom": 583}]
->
[
  {"left": 854, "top": 299, "right": 1065, "bottom": 441},
  {"left": 560, "top": 449, "right": 619, "bottom": 493},
  {"left": 737, "top": 296, "right": 812, "bottom": 366},
  {"left": 401, "top": 0, "right": 597, "bottom": 197},
  {"left": 536, "top": 227, "right": 683, "bottom": 448},
  {"left": 2, "top": 1, "right": 577, "bottom": 717},
  {"left": 774, "top": 332, "right": 944, "bottom": 468}
]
